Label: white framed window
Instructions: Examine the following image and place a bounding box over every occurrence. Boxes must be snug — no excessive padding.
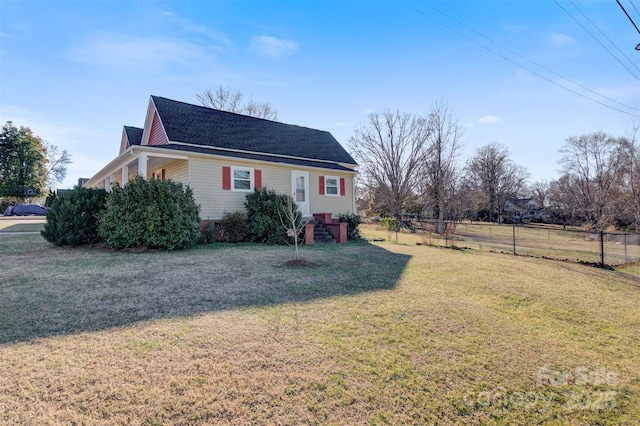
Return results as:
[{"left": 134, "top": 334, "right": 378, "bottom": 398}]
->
[
  {"left": 325, "top": 176, "right": 339, "bottom": 196},
  {"left": 153, "top": 169, "right": 164, "bottom": 180},
  {"left": 231, "top": 166, "right": 253, "bottom": 191}
]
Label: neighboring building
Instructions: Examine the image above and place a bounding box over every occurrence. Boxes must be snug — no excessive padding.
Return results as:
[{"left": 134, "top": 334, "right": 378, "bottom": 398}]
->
[
  {"left": 504, "top": 198, "right": 547, "bottom": 222},
  {"left": 84, "top": 95, "right": 358, "bottom": 227}
]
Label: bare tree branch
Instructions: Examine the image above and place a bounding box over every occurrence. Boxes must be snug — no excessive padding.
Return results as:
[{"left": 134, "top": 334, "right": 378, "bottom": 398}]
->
[
  {"left": 42, "top": 141, "right": 72, "bottom": 187},
  {"left": 463, "top": 142, "right": 529, "bottom": 222},
  {"left": 421, "top": 101, "right": 464, "bottom": 222},
  {"left": 350, "top": 110, "right": 430, "bottom": 216},
  {"left": 196, "top": 85, "right": 278, "bottom": 120}
]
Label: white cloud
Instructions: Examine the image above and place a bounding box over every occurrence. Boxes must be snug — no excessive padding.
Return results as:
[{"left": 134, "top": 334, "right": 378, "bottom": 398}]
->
[
  {"left": 67, "top": 35, "right": 211, "bottom": 71},
  {"left": 549, "top": 32, "right": 574, "bottom": 46},
  {"left": 161, "top": 11, "right": 233, "bottom": 48},
  {"left": 250, "top": 35, "right": 298, "bottom": 58},
  {"left": 478, "top": 115, "right": 501, "bottom": 125},
  {"left": 335, "top": 121, "right": 347, "bottom": 127}
]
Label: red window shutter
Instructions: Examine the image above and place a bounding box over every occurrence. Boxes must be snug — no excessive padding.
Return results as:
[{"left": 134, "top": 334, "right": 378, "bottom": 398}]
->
[
  {"left": 340, "top": 177, "right": 346, "bottom": 196},
  {"left": 254, "top": 169, "right": 262, "bottom": 190},
  {"left": 161, "top": 169, "right": 166, "bottom": 181},
  {"left": 319, "top": 176, "right": 325, "bottom": 195},
  {"left": 222, "top": 166, "right": 231, "bottom": 190}
]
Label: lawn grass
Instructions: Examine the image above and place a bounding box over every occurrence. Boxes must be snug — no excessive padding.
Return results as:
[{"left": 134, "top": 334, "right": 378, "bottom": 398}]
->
[
  {"left": 1, "top": 232, "right": 638, "bottom": 425},
  {"left": 0, "top": 222, "right": 45, "bottom": 233}
]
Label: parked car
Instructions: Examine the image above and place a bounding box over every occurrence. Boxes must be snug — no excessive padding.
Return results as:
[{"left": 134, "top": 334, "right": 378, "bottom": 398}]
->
[{"left": 3, "top": 204, "right": 49, "bottom": 216}]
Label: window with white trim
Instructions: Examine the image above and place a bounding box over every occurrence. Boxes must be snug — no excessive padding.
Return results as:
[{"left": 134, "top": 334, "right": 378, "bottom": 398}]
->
[
  {"left": 325, "top": 176, "right": 339, "bottom": 196},
  {"left": 232, "top": 166, "right": 253, "bottom": 191}
]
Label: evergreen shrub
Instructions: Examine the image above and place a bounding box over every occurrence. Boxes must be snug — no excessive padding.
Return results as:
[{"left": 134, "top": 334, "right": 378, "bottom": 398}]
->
[
  {"left": 98, "top": 177, "right": 200, "bottom": 250},
  {"left": 41, "top": 187, "right": 106, "bottom": 246},
  {"left": 244, "top": 188, "right": 291, "bottom": 245}
]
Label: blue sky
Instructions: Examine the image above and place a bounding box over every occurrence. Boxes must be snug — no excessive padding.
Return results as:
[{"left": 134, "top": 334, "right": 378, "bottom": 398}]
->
[{"left": 1, "top": 0, "right": 638, "bottom": 189}]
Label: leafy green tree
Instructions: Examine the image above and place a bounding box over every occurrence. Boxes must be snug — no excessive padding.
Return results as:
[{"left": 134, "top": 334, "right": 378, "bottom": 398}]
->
[{"left": 0, "top": 121, "right": 47, "bottom": 197}]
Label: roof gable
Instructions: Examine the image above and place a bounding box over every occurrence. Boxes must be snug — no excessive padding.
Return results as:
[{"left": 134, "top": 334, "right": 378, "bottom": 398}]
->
[
  {"left": 119, "top": 126, "right": 143, "bottom": 154},
  {"left": 150, "top": 96, "right": 357, "bottom": 165}
]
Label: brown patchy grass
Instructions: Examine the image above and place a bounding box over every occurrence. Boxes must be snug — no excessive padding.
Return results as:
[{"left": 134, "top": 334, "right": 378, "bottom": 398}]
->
[{"left": 0, "top": 233, "right": 638, "bottom": 425}]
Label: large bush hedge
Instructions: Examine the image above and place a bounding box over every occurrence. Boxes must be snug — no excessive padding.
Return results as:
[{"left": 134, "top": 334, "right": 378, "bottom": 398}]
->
[
  {"left": 245, "top": 188, "right": 295, "bottom": 245},
  {"left": 41, "top": 187, "right": 107, "bottom": 246},
  {"left": 98, "top": 177, "right": 200, "bottom": 250}
]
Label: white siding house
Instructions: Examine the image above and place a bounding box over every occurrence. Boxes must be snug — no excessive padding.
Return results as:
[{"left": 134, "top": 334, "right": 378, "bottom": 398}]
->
[{"left": 84, "top": 96, "right": 358, "bottom": 225}]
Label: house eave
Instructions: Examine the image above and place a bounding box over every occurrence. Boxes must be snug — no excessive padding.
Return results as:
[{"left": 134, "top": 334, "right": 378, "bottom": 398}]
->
[{"left": 167, "top": 140, "right": 358, "bottom": 169}]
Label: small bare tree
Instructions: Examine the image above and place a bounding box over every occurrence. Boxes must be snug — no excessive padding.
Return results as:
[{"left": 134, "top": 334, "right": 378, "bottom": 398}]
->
[
  {"left": 278, "top": 194, "right": 306, "bottom": 260},
  {"left": 196, "top": 85, "right": 278, "bottom": 120}
]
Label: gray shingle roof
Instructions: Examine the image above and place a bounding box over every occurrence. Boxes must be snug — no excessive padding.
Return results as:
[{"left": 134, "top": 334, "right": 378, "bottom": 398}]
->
[
  {"left": 162, "top": 144, "right": 355, "bottom": 172},
  {"left": 124, "top": 126, "right": 143, "bottom": 146},
  {"left": 151, "top": 96, "right": 357, "bottom": 166}
]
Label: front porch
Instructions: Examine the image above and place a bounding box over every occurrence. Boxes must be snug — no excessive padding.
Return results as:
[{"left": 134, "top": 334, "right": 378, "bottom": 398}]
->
[{"left": 85, "top": 149, "right": 189, "bottom": 191}]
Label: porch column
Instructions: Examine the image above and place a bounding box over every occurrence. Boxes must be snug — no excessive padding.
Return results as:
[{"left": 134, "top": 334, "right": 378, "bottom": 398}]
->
[
  {"left": 121, "top": 165, "right": 129, "bottom": 186},
  {"left": 138, "top": 153, "right": 148, "bottom": 178},
  {"left": 103, "top": 178, "right": 110, "bottom": 192},
  {"left": 109, "top": 173, "right": 115, "bottom": 189}
]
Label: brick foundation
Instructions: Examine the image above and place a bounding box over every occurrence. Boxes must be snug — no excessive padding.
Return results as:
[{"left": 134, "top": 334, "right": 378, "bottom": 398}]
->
[
  {"left": 312, "top": 213, "right": 347, "bottom": 244},
  {"left": 304, "top": 223, "right": 315, "bottom": 245}
]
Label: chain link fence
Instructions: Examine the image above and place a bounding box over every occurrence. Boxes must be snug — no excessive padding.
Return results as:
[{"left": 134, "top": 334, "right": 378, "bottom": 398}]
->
[{"left": 405, "top": 219, "right": 640, "bottom": 268}]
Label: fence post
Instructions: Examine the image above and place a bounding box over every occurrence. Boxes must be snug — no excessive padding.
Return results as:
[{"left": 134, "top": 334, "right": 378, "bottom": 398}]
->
[
  {"left": 512, "top": 223, "right": 516, "bottom": 255},
  {"left": 624, "top": 234, "right": 627, "bottom": 264},
  {"left": 600, "top": 231, "right": 605, "bottom": 268}
]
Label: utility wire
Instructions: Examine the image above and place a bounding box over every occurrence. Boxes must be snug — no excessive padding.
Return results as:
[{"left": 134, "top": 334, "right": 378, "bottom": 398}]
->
[
  {"left": 414, "top": 1, "right": 640, "bottom": 118},
  {"left": 554, "top": 0, "right": 639, "bottom": 81},
  {"left": 617, "top": 0, "right": 640, "bottom": 34},
  {"left": 567, "top": 0, "right": 640, "bottom": 74}
]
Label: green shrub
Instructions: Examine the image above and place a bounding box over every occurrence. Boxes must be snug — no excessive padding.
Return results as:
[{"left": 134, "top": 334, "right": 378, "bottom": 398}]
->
[
  {"left": 380, "top": 217, "right": 399, "bottom": 232},
  {"left": 41, "top": 187, "right": 107, "bottom": 246},
  {"left": 219, "top": 211, "right": 249, "bottom": 243},
  {"left": 98, "top": 177, "right": 200, "bottom": 251},
  {"left": 201, "top": 222, "right": 216, "bottom": 244},
  {"left": 338, "top": 212, "right": 361, "bottom": 240},
  {"left": 244, "top": 188, "right": 292, "bottom": 245}
]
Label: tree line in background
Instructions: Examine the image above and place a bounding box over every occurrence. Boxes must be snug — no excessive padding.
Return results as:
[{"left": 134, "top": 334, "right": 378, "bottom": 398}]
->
[
  {"left": 351, "top": 103, "right": 639, "bottom": 232},
  {"left": 3, "top": 88, "right": 638, "bottom": 233},
  {"left": 0, "top": 121, "right": 71, "bottom": 200}
]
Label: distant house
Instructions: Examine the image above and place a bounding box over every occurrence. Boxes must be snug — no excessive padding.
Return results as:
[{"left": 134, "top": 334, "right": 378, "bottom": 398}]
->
[
  {"left": 84, "top": 96, "right": 358, "bottom": 241},
  {"left": 504, "top": 198, "right": 547, "bottom": 222}
]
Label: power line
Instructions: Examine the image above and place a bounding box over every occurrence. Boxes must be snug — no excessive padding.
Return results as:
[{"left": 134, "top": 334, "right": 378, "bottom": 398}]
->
[
  {"left": 554, "top": 0, "right": 639, "bottom": 81},
  {"left": 566, "top": 0, "right": 640, "bottom": 74},
  {"left": 414, "top": 1, "right": 640, "bottom": 118},
  {"left": 617, "top": 0, "right": 640, "bottom": 34}
]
